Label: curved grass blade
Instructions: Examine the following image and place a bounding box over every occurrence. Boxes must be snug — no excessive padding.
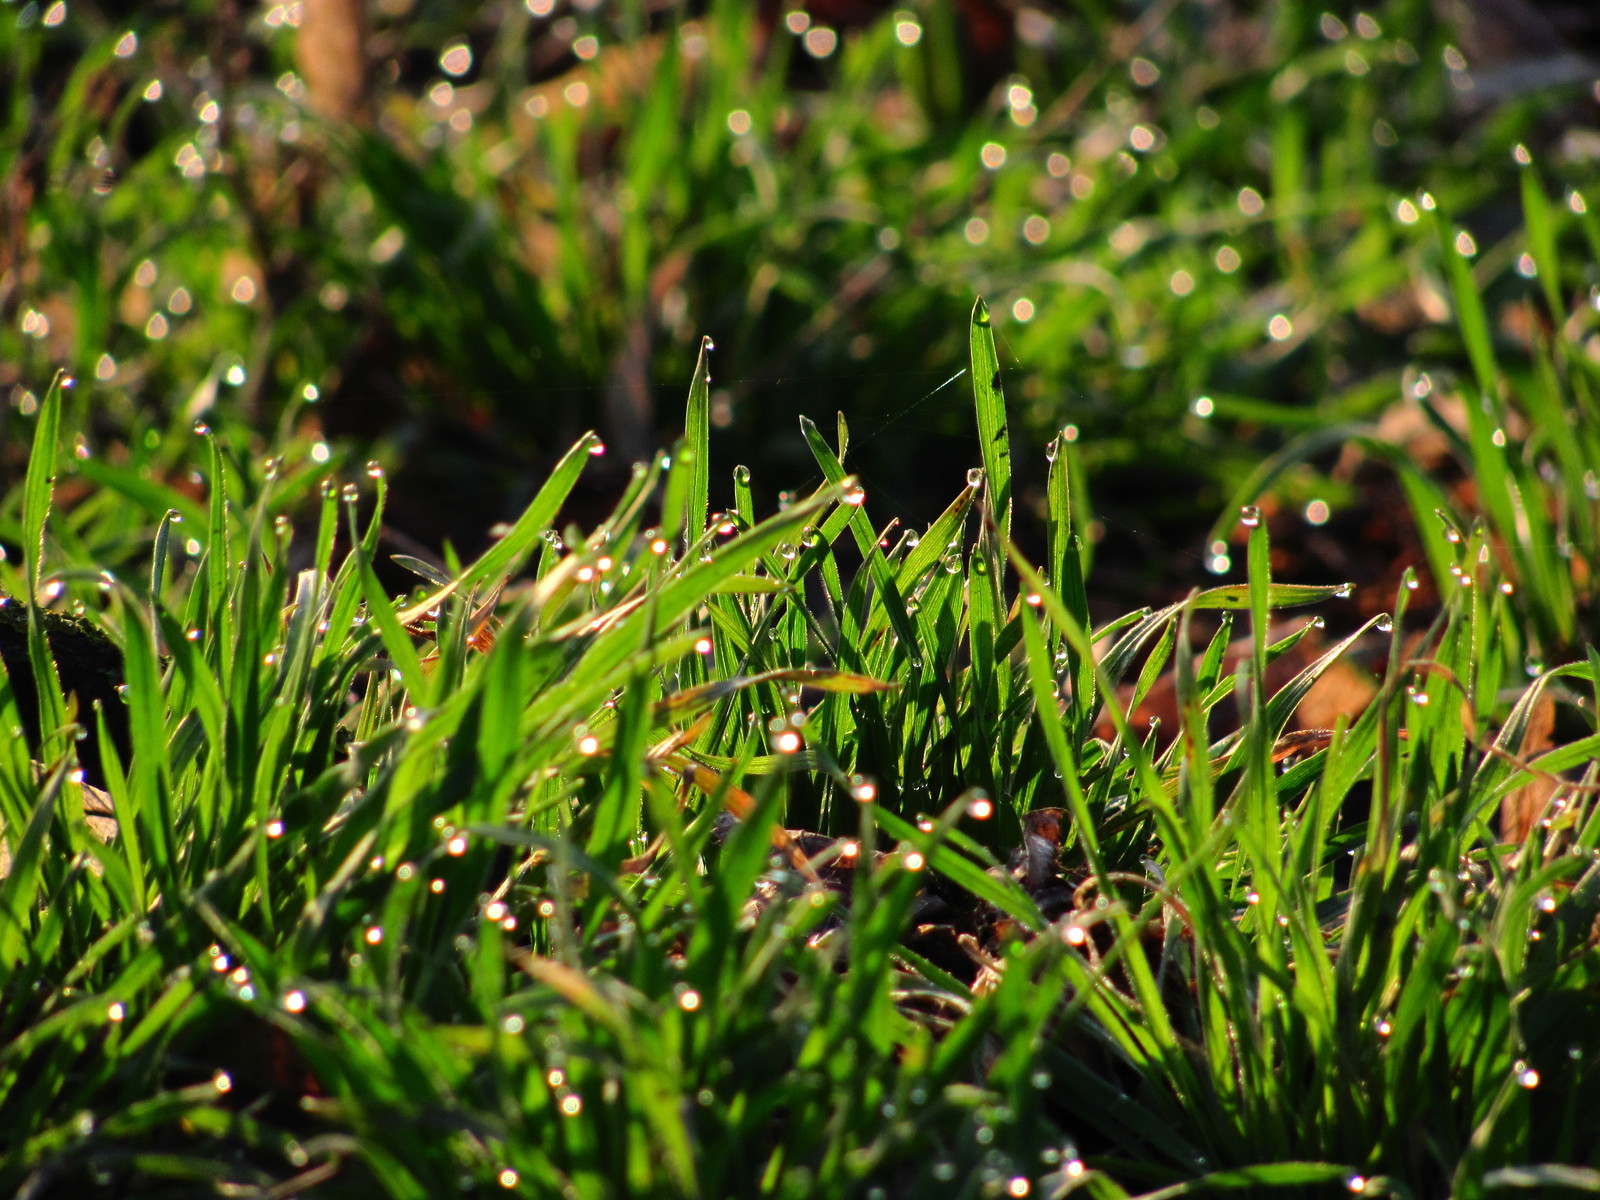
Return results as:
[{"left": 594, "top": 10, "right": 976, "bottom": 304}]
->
[
  {"left": 394, "top": 431, "right": 601, "bottom": 625},
  {"left": 1191, "top": 582, "right": 1351, "bottom": 610}
]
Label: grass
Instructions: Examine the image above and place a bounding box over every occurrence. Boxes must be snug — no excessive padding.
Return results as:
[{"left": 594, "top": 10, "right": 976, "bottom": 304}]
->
[
  {"left": 1, "top": 283, "right": 1598, "bottom": 1196},
  {"left": 6, "top": 3, "right": 1600, "bottom": 1197},
  {"left": 8, "top": 1, "right": 1599, "bottom": 544}
]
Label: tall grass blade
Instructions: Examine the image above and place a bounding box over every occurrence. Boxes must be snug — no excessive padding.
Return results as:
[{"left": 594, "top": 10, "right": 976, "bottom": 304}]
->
[{"left": 969, "top": 297, "right": 1012, "bottom": 549}]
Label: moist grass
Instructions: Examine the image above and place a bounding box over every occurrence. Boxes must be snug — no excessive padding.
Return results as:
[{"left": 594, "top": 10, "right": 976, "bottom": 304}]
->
[
  {"left": 6, "top": 4, "right": 1600, "bottom": 1197},
  {"left": 9, "top": 2, "right": 1598, "bottom": 545},
  {"left": 1, "top": 290, "right": 1598, "bottom": 1198}
]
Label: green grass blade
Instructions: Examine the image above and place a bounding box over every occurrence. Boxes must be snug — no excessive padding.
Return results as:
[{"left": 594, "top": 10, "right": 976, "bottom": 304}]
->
[
  {"left": 969, "top": 297, "right": 1012, "bottom": 549},
  {"left": 684, "top": 334, "right": 712, "bottom": 543}
]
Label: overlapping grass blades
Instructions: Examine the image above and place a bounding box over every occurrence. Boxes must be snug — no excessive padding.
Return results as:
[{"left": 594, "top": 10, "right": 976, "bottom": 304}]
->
[{"left": 1, "top": 304, "right": 1598, "bottom": 1196}]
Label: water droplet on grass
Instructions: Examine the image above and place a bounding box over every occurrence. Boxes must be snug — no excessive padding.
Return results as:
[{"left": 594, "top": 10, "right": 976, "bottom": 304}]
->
[
  {"left": 1239, "top": 505, "right": 1261, "bottom": 527},
  {"left": 966, "top": 467, "right": 984, "bottom": 488}
]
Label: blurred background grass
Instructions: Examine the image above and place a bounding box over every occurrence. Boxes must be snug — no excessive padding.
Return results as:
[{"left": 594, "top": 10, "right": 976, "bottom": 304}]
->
[{"left": 5, "top": 0, "right": 1600, "bottom": 607}]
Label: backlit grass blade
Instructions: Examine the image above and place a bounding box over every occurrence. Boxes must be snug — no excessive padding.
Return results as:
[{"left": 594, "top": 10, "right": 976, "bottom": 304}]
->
[
  {"left": 1017, "top": 600, "right": 1105, "bottom": 880},
  {"left": 894, "top": 483, "right": 976, "bottom": 592},
  {"left": 969, "top": 297, "right": 1012, "bottom": 550},
  {"left": 20, "top": 374, "right": 70, "bottom": 776},
  {"left": 684, "top": 334, "right": 712, "bottom": 543},
  {"left": 21, "top": 372, "right": 63, "bottom": 604},
  {"left": 1047, "top": 429, "right": 1093, "bottom": 729},
  {"left": 1519, "top": 160, "right": 1564, "bottom": 324},
  {"left": 1191, "top": 582, "right": 1351, "bottom": 610},
  {"left": 394, "top": 431, "right": 601, "bottom": 625},
  {"left": 1433, "top": 205, "right": 1498, "bottom": 402}
]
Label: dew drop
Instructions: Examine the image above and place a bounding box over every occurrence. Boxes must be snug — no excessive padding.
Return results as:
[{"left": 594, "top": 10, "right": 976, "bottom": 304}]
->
[
  {"left": 193, "top": 420, "right": 211, "bottom": 435},
  {"left": 966, "top": 467, "right": 984, "bottom": 488},
  {"left": 1375, "top": 614, "right": 1394, "bottom": 632},
  {"left": 365, "top": 460, "right": 384, "bottom": 479},
  {"left": 588, "top": 440, "right": 606, "bottom": 456},
  {"left": 1238, "top": 505, "right": 1261, "bottom": 527}
]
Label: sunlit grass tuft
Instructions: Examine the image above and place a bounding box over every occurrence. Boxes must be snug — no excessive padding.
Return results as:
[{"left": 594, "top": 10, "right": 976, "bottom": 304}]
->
[{"left": 2, "top": 292, "right": 1599, "bottom": 1196}]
